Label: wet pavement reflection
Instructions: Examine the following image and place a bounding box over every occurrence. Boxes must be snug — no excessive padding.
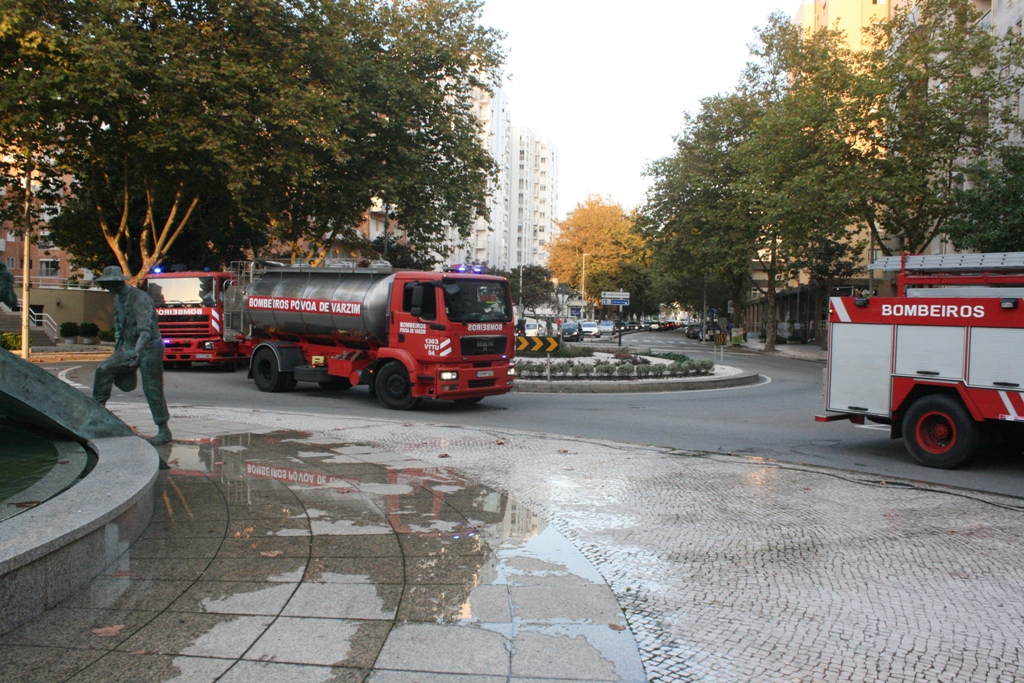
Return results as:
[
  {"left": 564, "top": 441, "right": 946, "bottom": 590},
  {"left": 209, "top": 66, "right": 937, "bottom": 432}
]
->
[{"left": 0, "top": 427, "right": 642, "bottom": 682}]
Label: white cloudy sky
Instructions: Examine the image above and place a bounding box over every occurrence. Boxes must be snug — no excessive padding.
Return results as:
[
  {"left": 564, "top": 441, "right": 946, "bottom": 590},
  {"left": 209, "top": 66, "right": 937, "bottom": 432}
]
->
[{"left": 479, "top": 0, "right": 795, "bottom": 218}]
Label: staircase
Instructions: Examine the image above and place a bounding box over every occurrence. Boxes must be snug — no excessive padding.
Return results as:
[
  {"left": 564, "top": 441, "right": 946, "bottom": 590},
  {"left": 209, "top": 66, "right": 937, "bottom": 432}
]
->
[{"left": 0, "top": 311, "right": 54, "bottom": 347}]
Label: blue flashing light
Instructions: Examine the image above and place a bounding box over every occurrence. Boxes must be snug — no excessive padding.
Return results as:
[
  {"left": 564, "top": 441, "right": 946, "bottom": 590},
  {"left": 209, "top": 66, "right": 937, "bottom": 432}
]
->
[
  {"left": 472, "top": 265, "right": 484, "bottom": 274},
  {"left": 153, "top": 266, "right": 163, "bottom": 274},
  {"left": 455, "top": 264, "right": 468, "bottom": 272}
]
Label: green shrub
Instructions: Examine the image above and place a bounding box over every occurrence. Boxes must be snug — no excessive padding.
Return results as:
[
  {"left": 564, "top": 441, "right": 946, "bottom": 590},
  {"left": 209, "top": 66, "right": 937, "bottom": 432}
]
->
[
  {"left": 681, "top": 360, "right": 696, "bottom": 376},
  {"left": 99, "top": 329, "right": 116, "bottom": 342},
  {"left": 0, "top": 333, "right": 30, "bottom": 350},
  {"left": 550, "top": 361, "right": 572, "bottom": 376},
  {"left": 647, "top": 352, "right": 691, "bottom": 364},
  {"left": 635, "top": 364, "right": 652, "bottom": 378},
  {"left": 79, "top": 322, "right": 100, "bottom": 338},
  {"left": 595, "top": 363, "right": 616, "bottom": 377},
  {"left": 696, "top": 359, "right": 715, "bottom": 375},
  {"left": 571, "top": 364, "right": 589, "bottom": 377},
  {"left": 651, "top": 363, "right": 667, "bottom": 377},
  {"left": 59, "top": 321, "right": 80, "bottom": 338},
  {"left": 667, "top": 361, "right": 685, "bottom": 376},
  {"left": 615, "top": 364, "right": 634, "bottom": 378}
]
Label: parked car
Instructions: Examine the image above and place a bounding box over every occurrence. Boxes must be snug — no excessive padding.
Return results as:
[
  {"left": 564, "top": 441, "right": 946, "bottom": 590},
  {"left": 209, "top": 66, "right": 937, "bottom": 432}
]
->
[
  {"left": 598, "top": 320, "right": 616, "bottom": 335},
  {"left": 685, "top": 323, "right": 702, "bottom": 339},
  {"left": 613, "top": 320, "right": 627, "bottom": 331},
  {"left": 581, "top": 321, "right": 601, "bottom": 338},
  {"left": 626, "top": 320, "right": 639, "bottom": 331},
  {"left": 560, "top": 321, "right": 583, "bottom": 341}
]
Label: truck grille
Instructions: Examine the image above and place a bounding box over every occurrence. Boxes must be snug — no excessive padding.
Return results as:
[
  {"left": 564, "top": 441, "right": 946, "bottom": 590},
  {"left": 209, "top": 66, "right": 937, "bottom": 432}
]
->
[
  {"left": 460, "top": 335, "right": 506, "bottom": 356},
  {"left": 159, "top": 315, "right": 211, "bottom": 339}
]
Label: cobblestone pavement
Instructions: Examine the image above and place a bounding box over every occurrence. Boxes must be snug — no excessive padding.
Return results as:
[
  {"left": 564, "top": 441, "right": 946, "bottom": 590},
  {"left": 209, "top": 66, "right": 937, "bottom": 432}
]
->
[{"left": 5, "top": 404, "right": 1024, "bottom": 682}]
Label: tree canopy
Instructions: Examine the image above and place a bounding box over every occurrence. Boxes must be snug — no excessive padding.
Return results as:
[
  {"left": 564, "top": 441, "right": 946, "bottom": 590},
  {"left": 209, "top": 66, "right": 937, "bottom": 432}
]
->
[
  {"left": 852, "top": 0, "right": 1024, "bottom": 254},
  {"left": 546, "top": 195, "right": 650, "bottom": 316},
  {"left": 2, "top": 0, "right": 504, "bottom": 281}
]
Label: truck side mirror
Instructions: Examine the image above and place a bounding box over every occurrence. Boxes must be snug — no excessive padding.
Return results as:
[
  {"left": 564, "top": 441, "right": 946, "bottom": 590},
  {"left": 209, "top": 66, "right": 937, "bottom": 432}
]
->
[{"left": 410, "top": 284, "right": 424, "bottom": 318}]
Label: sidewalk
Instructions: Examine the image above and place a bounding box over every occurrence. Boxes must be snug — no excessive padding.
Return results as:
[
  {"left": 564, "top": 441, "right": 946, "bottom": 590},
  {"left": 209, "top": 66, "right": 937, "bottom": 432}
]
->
[
  {"left": 2, "top": 403, "right": 1022, "bottom": 682},
  {"left": 739, "top": 338, "right": 827, "bottom": 362}
]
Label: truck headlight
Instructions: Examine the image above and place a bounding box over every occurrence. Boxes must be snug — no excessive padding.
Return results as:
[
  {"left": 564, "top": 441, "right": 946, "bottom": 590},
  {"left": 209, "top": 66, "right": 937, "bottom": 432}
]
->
[
  {"left": 201, "top": 341, "right": 215, "bottom": 350},
  {"left": 439, "top": 371, "right": 459, "bottom": 381},
  {"left": 507, "top": 365, "right": 516, "bottom": 377}
]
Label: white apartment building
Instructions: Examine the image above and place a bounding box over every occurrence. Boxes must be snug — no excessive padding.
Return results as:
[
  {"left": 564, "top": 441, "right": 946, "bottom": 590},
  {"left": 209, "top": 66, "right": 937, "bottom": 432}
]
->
[
  {"left": 509, "top": 126, "right": 558, "bottom": 269},
  {"left": 441, "top": 88, "right": 559, "bottom": 271}
]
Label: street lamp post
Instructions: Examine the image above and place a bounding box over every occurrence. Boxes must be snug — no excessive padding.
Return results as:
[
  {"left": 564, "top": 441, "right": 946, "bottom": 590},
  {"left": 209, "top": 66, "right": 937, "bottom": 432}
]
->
[{"left": 581, "top": 253, "right": 589, "bottom": 320}]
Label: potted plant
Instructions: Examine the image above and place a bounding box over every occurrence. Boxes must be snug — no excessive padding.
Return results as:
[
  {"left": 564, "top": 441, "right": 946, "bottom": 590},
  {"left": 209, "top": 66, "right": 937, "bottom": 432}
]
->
[
  {"left": 59, "top": 321, "right": 80, "bottom": 344},
  {"left": 79, "top": 322, "right": 100, "bottom": 344}
]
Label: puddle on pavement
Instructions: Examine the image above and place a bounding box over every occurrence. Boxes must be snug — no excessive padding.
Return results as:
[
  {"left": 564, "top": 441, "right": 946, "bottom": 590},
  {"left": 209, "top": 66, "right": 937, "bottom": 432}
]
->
[{"left": 1, "top": 429, "right": 642, "bottom": 682}]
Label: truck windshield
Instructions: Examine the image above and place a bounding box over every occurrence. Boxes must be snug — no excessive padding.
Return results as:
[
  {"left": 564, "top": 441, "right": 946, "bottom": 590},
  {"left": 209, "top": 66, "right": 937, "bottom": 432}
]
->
[
  {"left": 147, "top": 277, "right": 216, "bottom": 306},
  {"left": 443, "top": 279, "right": 512, "bottom": 323}
]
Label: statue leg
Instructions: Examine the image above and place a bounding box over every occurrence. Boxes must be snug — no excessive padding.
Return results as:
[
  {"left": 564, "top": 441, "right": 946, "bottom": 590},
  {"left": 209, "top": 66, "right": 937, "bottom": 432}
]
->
[
  {"left": 138, "top": 346, "right": 171, "bottom": 446},
  {"left": 93, "top": 359, "right": 117, "bottom": 406}
]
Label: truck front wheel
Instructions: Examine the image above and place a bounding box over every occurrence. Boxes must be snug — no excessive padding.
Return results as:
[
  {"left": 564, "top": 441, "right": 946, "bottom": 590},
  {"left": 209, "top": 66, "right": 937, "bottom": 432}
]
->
[
  {"left": 902, "top": 394, "right": 978, "bottom": 469},
  {"left": 375, "top": 362, "right": 420, "bottom": 410},
  {"left": 252, "top": 347, "right": 297, "bottom": 393}
]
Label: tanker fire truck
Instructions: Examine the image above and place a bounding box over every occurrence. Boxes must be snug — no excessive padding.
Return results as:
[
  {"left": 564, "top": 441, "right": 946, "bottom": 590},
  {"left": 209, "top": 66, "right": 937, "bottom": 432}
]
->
[
  {"left": 143, "top": 268, "right": 244, "bottom": 369},
  {"left": 227, "top": 259, "right": 516, "bottom": 410},
  {"left": 817, "top": 252, "right": 1024, "bottom": 469}
]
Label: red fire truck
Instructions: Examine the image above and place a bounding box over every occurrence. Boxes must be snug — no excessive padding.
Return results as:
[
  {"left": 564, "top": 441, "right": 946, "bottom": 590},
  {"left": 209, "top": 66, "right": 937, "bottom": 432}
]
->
[
  {"left": 817, "top": 252, "right": 1024, "bottom": 469},
  {"left": 142, "top": 268, "right": 245, "bottom": 368},
  {"left": 230, "top": 259, "right": 516, "bottom": 410}
]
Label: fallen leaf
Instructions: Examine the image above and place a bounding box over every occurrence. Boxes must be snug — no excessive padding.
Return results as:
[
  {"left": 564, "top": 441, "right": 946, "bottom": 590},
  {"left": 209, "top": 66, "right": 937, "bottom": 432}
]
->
[
  {"left": 608, "top": 623, "right": 626, "bottom": 631},
  {"left": 495, "top": 440, "right": 505, "bottom": 445},
  {"left": 438, "top": 454, "right": 450, "bottom": 458},
  {"left": 10, "top": 501, "right": 41, "bottom": 508},
  {"left": 260, "top": 551, "right": 284, "bottom": 558},
  {"left": 558, "top": 449, "right": 568, "bottom": 454},
  {"left": 110, "top": 570, "right": 133, "bottom": 578},
  {"left": 168, "top": 458, "right": 179, "bottom": 465},
  {"left": 91, "top": 624, "right": 125, "bottom": 637}
]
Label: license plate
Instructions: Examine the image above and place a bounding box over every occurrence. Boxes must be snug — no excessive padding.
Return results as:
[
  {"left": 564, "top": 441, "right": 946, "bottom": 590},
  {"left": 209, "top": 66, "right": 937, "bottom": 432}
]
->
[
  {"left": 196, "top": 353, "right": 212, "bottom": 359},
  {"left": 476, "top": 370, "right": 494, "bottom": 378}
]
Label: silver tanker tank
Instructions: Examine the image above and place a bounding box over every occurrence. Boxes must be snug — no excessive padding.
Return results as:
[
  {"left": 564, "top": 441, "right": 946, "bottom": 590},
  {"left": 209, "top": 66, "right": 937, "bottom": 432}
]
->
[{"left": 244, "top": 262, "right": 396, "bottom": 344}]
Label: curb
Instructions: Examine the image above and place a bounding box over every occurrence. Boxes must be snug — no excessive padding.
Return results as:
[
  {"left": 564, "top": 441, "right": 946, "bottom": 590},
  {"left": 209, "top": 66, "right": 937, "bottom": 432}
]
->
[{"left": 514, "top": 370, "right": 762, "bottom": 393}]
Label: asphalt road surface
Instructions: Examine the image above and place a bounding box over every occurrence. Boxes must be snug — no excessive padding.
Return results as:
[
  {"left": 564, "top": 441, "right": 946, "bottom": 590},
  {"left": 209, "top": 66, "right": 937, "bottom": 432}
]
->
[{"left": 48, "top": 329, "right": 1024, "bottom": 498}]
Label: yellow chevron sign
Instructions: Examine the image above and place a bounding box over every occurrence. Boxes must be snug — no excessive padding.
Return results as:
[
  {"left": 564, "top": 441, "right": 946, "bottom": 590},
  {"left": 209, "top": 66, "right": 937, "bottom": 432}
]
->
[{"left": 516, "top": 336, "right": 560, "bottom": 353}]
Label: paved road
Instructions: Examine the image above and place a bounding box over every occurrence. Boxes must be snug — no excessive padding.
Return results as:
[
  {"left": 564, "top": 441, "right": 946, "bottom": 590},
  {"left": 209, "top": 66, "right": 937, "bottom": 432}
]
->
[{"left": 47, "top": 330, "right": 1024, "bottom": 498}]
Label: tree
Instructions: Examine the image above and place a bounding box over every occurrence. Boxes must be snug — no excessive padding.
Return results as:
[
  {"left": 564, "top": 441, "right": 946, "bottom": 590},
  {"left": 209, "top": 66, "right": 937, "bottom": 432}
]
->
[
  {"left": 6, "top": 0, "right": 504, "bottom": 282},
  {"left": 852, "top": 0, "right": 1024, "bottom": 255},
  {"left": 945, "top": 145, "right": 1024, "bottom": 253},
  {"left": 488, "top": 264, "right": 554, "bottom": 320},
  {"left": 547, "top": 195, "right": 647, "bottom": 314},
  {"left": 644, "top": 15, "right": 861, "bottom": 350}
]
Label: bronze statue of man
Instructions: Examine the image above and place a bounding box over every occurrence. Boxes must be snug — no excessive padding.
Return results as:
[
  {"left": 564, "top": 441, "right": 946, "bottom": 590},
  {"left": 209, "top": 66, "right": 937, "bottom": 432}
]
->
[
  {"left": 0, "top": 262, "right": 17, "bottom": 310},
  {"left": 92, "top": 266, "right": 171, "bottom": 445}
]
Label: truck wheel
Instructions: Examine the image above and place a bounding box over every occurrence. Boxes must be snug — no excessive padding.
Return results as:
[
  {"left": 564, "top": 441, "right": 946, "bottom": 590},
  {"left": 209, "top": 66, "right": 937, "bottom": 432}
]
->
[
  {"left": 902, "top": 394, "right": 978, "bottom": 469},
  {"left": 252, "top": 348, "right": 296, "bottom": 393},
  {"left": 375, "top": 362, "right": 420, "bottom": 410}
]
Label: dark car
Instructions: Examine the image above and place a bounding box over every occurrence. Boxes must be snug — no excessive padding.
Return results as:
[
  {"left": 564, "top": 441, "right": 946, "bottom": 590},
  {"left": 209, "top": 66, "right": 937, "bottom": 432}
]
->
[
  {"left": 626, "top": 320, "right": 639, "bottom": 331},
  {"left": 685, "top": 323, "right": 702, "bottom": 339},
  {"left": 560, "top": 322, "right": 583, "bottom": 341}
]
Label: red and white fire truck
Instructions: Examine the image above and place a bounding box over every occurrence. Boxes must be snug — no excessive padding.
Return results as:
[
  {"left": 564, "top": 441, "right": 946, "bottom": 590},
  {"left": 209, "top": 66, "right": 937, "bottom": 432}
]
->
[
  {"left": 817, "top": 252, "right": 1024, "bottom": 469},
  {"left": 142, "top": 268, "right": 245, "bottom": 368},
  {"left": 227, "top": 259, "right": 516, "bottom": 410}
]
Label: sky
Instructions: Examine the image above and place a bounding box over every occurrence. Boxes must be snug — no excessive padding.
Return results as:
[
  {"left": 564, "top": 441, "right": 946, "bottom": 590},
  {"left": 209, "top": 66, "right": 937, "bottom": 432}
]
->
[{"left": 479, "top": 0, "right": 796, "bottom": 219}]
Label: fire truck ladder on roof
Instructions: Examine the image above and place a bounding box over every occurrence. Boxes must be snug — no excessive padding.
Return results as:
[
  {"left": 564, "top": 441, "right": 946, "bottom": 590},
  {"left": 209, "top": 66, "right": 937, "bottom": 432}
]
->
[{"left": 869, "top": 252, "right": 1024, "bottom": 296}]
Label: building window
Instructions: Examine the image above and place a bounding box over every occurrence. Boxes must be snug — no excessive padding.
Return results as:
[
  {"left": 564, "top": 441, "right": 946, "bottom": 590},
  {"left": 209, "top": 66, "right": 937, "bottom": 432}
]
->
[
  {"left": 6, "top": 257, "right": 14, "bottom": 270},
  {"left": 40, "top": 259, "right": 59, "bottom": 277}
]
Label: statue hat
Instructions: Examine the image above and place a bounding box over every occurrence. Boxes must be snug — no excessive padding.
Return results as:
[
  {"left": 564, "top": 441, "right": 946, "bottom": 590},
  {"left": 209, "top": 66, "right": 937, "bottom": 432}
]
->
[{"left": 95, "top": 266, "right": 129, "bottom": 283}]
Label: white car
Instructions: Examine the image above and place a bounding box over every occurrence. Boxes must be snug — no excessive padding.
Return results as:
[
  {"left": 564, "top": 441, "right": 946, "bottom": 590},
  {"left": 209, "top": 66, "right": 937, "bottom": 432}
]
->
[
  {"left": 580, "top": 321, "right": 601, "bottom": 338},
  {"left": 598, "top": 320, "right": 616, "bottom": 335}
]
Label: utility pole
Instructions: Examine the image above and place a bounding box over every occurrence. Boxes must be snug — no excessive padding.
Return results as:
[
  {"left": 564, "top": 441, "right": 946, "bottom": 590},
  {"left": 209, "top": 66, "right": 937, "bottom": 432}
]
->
[
  {"left": 20, "top": 158, "right": 33, "bottom": 360},
  {"left": 581, "top": 253, "right": 589, "bottom": 320}
]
